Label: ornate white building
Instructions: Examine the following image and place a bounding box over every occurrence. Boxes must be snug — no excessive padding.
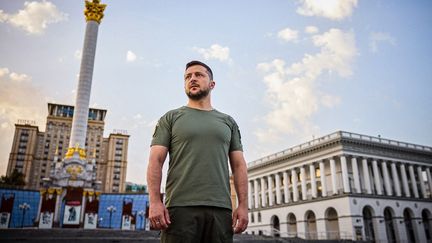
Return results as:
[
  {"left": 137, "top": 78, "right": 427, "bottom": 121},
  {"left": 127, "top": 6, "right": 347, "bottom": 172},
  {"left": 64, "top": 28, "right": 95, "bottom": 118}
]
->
[{"left": 246, "top": 131, "right": 432, "bottom": 242}]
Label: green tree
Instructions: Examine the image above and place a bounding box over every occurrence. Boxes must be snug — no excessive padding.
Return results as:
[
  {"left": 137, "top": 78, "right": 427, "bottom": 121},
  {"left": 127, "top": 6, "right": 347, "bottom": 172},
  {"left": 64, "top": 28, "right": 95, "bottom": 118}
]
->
[{"left": 0, "top": 169, "right": 26, "bottom": 187}]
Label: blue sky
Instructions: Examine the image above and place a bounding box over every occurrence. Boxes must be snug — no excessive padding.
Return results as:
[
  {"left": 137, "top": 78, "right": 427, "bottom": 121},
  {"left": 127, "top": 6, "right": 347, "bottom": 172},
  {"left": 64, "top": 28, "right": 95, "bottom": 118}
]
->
[{"left": 1, "top": 0, "right": 431, "bottom": 185}]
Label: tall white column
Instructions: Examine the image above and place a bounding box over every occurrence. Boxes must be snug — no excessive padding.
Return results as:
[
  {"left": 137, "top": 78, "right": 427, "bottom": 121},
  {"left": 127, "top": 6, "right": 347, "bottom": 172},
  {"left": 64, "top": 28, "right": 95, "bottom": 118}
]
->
[
  {"left": 319, "top": 161, "right": 327, "bottom": 197},
  {"left": 260, "top": 177, "right": 267, "bottom": 207},
  {"left": 283, "top": 171, "right": 291, "bottom": 203},
  {"left": 330, "top": 158, "right": 338, "bottom": 195},
  {"left": 381, "top": 161, "right": 392, "bottom": 196},
  {"left": 310, "top": 164, "right": 317, "bottom": 198},
  {"left": 292, "top": 169, "right": 299, "bottom": 202},
  {"left": 275, "top": 173, "right": 282, "bottom": 204},
  {"left": 69, "top": 21, "right": 102, "bottom": 149},
  {"left": 417, "top": 166, "right": 427, "bottom": 199},
  {"left": 267, "top": 175, "right": 274, "bottom": 206},
  {"left": 391, "top": 162, "right": 402, "bottom": 196},
  {"left": 408, "top": 165, "right": 419, "bottom": 198},
  {"left": 426, "top": 168, "right": 432, "bottom": 198},
  {"left": 362, "top": 158, "right": 372, "bottom": 194},
  {"left": 300, "top": 166, "right": 307, "bottom": 200},
  {"left": 351, "top": 157, "right": 361, "bottom": 193},
  {"left": 253, "top": 179, "right": 259, "bottom": 208},
  {"left": 372, "top": 160, "right": 383, "bottom": 195},
  {"left": 400, "top": 163, "right": 410, "bottom": 197},
  {"left": 340, "top": 155, "right": 350, "bottom": 193},
  {"left": 248, "top": 181, "right": 253, "bottom": 209}
]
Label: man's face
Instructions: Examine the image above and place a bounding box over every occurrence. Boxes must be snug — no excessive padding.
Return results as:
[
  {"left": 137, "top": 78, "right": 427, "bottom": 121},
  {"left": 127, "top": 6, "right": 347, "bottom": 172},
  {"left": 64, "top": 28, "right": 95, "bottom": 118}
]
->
[{"left": 184, "top": 65, "right": 214, "bottom": 100}]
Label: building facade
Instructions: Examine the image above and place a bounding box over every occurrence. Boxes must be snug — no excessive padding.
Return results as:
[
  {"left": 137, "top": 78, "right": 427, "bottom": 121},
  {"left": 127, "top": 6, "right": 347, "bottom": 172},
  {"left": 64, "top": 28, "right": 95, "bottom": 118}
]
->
[
  {"left": 246, "top": 131, "right": 432, "bottom": 242},
  {"left": 6, "top": 103, "right": 129, "bottom": 193}
]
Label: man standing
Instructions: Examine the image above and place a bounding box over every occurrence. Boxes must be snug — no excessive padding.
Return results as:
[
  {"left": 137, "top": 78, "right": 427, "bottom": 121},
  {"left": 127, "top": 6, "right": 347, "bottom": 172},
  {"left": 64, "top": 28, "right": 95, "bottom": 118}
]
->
[{"left": 147, "top": 61, "right": 248, "bottom": 243}]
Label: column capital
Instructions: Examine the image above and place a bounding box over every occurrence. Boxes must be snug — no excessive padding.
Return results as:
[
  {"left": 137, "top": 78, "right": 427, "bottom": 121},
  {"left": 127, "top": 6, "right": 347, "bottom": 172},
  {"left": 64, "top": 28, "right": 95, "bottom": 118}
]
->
[{"left": 84, "top": 0, "right": 107, "bottom": 24}]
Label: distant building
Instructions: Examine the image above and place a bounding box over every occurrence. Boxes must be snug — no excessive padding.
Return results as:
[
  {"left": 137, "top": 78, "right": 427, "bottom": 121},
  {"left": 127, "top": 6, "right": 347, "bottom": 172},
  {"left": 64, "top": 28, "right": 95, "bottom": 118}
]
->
[
  {"left": 125, "top": 182, "right": 147, "bottom": 193},
  {"left": 6, "top": 103, "right": 129, "bottom": 193},
  {"left": 246, "top": 131, "right": 432, "bottom": 242}
]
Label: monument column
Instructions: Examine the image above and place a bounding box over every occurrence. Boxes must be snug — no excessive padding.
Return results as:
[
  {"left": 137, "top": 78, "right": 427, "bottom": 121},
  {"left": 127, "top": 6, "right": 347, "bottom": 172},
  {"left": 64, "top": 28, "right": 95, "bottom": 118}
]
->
[{"left": 67, "top": 0, "right": 106, "bottom": 156}]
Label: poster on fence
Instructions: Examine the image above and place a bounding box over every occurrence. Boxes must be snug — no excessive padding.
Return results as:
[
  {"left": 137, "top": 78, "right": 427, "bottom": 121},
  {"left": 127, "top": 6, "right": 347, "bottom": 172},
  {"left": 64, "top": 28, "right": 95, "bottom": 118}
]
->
[
  {"left": 39, "top": 211, "right": 53, "bottom": 229},
  {"left": 84, "top": 213, "right": 97, "bottom": 229},
  {"left": 0, "top": 212, "right": 10, "bottom": 228},
  {"left": 63, "top": 204, "right": 81, "bottom": 225}
]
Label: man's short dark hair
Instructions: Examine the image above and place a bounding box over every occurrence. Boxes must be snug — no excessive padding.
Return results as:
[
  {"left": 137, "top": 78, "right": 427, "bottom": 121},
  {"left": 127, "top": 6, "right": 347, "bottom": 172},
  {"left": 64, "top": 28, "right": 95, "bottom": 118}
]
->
[{"left": 186, "top": 60, "right": 213, "bottom": 80}]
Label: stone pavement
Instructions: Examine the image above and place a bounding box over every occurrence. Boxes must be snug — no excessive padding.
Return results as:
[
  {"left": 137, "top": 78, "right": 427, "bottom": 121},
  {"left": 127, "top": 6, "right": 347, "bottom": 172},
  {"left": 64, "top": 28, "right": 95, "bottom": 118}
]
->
[{"left": 0, "top": 229, "right": 287, "bottom": 243}]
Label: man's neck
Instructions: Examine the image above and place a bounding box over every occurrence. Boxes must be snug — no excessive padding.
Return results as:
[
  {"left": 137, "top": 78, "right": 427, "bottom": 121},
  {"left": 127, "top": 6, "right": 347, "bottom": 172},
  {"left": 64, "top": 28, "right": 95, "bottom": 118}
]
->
[{"left": 187, "top": 98, "right": 213, "bottom": 111}]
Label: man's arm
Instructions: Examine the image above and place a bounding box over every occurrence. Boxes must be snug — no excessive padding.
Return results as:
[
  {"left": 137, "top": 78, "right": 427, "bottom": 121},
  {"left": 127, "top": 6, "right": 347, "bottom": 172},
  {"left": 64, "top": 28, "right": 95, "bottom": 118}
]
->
[
  {"left": 229, "top": 150, "right": 249, "bottom": 234},
  {"left": 147, "top": 145, "right": 170, "bottom": 230}
]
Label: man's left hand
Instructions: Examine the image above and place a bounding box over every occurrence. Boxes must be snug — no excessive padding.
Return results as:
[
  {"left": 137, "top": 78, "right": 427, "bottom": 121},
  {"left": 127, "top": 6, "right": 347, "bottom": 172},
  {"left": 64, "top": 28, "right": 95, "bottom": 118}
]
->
[{"left": 232, "top": 205, "right": 248, "bottom": 234}]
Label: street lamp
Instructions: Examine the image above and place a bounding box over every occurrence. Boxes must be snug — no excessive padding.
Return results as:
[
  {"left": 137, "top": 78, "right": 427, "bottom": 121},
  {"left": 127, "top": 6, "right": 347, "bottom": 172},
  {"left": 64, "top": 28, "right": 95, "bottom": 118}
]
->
[
  {"left": 107, "top": 206, "right": 116, "bottom": 229},
  {"left": 19, "top": 203, "right": 30, "bottom": 228},
  {"left": 137, "top": 210, "right": 145, "bottom": 230}
]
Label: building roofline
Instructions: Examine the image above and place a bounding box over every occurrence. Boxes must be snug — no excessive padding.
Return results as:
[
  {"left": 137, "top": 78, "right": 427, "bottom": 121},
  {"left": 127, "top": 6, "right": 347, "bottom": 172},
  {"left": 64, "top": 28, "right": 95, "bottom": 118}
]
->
[{"left": 248, "top": 130, "right": 432, "bottom": 169}]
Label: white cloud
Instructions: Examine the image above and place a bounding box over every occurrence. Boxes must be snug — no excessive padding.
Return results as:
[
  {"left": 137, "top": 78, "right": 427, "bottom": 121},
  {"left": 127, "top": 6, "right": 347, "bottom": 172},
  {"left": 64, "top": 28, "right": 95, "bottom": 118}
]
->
[
  {"left": 0, "top": 67, "right": 46, "bottom": 175},
  {"left": 256, "top": 28, "right": 357, "bottom": 143},
  {"left": 0, "top": 1, "right": 67, "bottom": 35},
  {"left": 9, "top": 72, "right": 31, "bottom": 82},
  {"left": 74, "top": 49, "right": 82, "bottom": 60},
  {"left": 126, "top": 50, "right": 137, "bottom": 62},
  {"left": 296, "top": 0, "right": 358, "bottom": 20},
  {"left": 277, "top": 28, "right": 299, "bottom": 42},
  {"left": 369, "top": 32, "right": 397, "bottom": 53},
  {"left": 305, "top": 25, "right": 319, "bottom": 34},
  {"left": 193, "top": 44, "right": 231, "bottom": 63}
]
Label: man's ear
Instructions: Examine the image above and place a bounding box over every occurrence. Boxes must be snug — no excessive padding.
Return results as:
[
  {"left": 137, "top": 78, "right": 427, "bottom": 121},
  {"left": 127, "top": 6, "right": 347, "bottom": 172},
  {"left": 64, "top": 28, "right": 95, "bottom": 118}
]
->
[{"left": 210, "top": 81, "right": 216, "bottom": 89}]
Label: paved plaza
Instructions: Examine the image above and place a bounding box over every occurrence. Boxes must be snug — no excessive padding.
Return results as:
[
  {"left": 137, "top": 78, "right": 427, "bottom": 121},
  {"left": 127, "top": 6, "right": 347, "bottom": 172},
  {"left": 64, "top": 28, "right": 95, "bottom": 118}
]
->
[{"left": 0, "top": 228, "right": 358, "bottom": 243}]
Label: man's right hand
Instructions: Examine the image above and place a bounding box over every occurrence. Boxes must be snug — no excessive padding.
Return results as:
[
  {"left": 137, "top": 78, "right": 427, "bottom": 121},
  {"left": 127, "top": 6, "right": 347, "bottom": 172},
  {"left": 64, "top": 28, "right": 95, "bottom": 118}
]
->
[{"left": 149, "top": 201, "right": 171, "bottom": 230}]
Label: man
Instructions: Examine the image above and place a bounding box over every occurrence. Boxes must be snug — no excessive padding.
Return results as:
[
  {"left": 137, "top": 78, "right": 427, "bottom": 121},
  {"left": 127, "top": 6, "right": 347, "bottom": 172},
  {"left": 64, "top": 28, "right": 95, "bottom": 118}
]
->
[{"left": 147, "top": 60, "right": 248, "bottom": 243}]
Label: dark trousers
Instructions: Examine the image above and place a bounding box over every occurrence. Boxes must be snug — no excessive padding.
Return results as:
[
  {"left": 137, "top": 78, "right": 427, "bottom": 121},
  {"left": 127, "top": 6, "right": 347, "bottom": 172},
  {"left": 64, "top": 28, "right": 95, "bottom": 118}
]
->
[{"left": 161, "top": 206, "right": 233, "bottom": 243}]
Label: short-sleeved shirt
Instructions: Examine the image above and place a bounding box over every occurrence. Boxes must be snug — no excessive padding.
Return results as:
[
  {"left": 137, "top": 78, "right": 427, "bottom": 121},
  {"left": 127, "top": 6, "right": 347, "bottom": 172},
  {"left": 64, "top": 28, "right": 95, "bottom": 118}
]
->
[{"left": 151, "top": 106, "right": 243, "bottom": 210}]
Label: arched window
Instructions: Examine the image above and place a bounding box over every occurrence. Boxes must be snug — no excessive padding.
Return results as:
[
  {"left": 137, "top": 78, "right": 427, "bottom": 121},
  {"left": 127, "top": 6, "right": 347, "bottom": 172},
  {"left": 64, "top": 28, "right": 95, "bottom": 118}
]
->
[
  {"left": 422, "top": 209, "right": 432, "bottom": 242},
  {"left": 287, "top": 213, "right": 297, "bottom": 238},
  {"left": 383, "top": 207, "right": 397, "bottom": 242},
  {"left": 363, "top": 206, "right": 375, "bottom": 242},
  {"left": 325, "top": 207, "right": 340, "bottom": 240}
]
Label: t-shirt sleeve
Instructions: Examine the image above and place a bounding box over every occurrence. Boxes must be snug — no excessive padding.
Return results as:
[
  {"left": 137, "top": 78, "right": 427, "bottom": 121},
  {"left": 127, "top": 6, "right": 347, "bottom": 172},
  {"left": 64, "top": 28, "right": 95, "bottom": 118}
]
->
[
  {"left": 151, "top": 113, "right": 171, "bottom": 148},
  {"left": 229, "top": 117, "right": 243, "bottom": 152}
]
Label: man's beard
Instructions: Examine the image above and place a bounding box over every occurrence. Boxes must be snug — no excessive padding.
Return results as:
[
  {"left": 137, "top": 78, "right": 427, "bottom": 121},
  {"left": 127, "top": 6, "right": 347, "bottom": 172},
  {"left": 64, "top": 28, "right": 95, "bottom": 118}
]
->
[{"left": 186, "top": 87, "right": 210, "bottom": 100}]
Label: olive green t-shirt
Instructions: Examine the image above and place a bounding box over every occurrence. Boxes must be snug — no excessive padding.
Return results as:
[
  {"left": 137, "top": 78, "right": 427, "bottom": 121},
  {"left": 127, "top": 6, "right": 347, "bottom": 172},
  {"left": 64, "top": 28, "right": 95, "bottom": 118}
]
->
[{"left": 151, "top": 106, "right": 243, "bottom": 210}]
